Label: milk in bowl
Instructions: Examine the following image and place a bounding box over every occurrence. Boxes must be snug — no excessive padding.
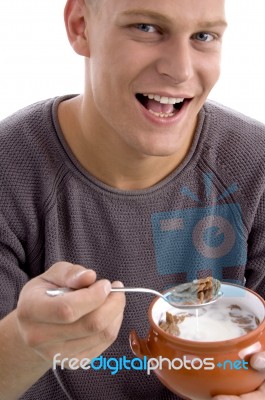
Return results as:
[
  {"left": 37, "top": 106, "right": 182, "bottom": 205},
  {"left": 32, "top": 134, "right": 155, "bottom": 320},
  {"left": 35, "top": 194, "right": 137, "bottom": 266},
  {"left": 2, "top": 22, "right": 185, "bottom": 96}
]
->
[{"left": 158, "top": 301, "right": 260, "bottom": 342}]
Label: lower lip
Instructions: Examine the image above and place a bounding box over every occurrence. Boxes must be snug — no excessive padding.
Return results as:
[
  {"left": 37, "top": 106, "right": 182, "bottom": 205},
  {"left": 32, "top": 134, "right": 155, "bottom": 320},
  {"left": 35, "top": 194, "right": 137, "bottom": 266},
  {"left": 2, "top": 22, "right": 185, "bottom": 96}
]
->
[{"left": 136, "top": 98, "right": 191, "bottom": 126}]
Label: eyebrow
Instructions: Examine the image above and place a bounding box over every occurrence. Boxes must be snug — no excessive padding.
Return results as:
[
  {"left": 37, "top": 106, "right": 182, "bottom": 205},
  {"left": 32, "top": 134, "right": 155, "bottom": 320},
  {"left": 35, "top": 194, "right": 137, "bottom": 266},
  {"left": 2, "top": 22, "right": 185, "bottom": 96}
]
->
[
  {"left": 200, "top": 20, "right": 228, "bottom": 29},
  {"left": 119, "top": 9, "right": 227, "bottom": 29},
  {"left": 119, "top": 9, "right": 173, "bottom": 25}
]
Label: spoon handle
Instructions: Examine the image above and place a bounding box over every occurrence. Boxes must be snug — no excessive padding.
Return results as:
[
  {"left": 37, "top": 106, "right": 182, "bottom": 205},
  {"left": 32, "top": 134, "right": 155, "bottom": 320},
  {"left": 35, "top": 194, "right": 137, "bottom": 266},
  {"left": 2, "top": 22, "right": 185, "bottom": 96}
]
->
[
  {"left": 111, "top": 287, "right": 163, "bottom": 297},
  {"left": 46, "top": 286, "right": 163, "bottom": 298}
]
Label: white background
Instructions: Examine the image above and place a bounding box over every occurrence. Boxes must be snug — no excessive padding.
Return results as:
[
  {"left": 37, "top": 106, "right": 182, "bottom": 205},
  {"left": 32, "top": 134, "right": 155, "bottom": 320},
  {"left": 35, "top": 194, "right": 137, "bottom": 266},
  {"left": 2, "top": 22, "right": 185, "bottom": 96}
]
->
[{"left": 0, "top": 0, "right": 264, "bottom": 122}]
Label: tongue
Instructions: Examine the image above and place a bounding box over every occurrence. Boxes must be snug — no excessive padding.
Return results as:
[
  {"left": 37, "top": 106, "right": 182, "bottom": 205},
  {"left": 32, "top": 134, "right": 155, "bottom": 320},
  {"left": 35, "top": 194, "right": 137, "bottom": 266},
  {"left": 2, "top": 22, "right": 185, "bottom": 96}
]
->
[{"left": 146, "top": 99, "right": 175, "bottom": 114}]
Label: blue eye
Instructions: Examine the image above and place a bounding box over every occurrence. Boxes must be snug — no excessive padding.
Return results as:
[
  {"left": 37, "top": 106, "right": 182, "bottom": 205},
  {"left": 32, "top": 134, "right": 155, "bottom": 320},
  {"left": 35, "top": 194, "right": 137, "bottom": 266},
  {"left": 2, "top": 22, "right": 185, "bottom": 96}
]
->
[
  {"left": 195, "top": 32, "right": 215, "bottom": 42},
  {"left": 135, "top": 24, "right": 157, "bottom": 33}
]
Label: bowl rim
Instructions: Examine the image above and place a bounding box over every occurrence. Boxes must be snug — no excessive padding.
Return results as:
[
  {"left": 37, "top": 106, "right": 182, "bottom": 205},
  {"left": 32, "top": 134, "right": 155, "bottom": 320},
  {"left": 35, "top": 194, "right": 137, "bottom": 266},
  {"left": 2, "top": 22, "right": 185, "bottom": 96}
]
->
[{"left": 148, "top": 282, "right": 265, "bottom": 348}]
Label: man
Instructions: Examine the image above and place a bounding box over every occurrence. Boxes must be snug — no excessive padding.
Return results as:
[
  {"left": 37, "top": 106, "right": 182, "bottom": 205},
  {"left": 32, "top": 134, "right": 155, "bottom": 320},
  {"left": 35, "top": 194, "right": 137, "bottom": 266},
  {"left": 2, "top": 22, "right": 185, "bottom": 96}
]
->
[{"left": 0, "top": 0, "right": 265, "bottom": 399}]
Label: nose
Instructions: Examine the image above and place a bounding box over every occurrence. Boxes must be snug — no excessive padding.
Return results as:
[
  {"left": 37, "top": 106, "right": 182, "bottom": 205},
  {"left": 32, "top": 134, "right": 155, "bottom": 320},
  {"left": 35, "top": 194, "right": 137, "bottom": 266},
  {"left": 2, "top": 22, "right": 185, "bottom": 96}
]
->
[{"left": 156, "top": 38, "right": 193, "bottom": 84}]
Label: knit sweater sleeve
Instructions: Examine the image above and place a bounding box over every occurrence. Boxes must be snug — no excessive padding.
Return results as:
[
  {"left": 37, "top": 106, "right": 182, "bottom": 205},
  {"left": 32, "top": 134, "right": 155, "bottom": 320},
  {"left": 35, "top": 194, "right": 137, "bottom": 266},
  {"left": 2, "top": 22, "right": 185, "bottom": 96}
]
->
[
  {"left": 0, "top": 211, "right": 29, "bottom": 319},
  {"left": 0, "top": 98, "right": 63, "bottom": 319},
  {"left": 245, "top": 188, "right": 265, "bottom": 298}
]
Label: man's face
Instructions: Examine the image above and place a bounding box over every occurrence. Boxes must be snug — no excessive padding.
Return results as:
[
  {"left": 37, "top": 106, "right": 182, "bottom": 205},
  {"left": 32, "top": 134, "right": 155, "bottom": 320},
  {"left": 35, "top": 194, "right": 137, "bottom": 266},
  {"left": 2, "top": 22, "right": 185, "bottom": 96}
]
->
[{"left": 83, "top": 0, "right": 226, "bottom": 158}]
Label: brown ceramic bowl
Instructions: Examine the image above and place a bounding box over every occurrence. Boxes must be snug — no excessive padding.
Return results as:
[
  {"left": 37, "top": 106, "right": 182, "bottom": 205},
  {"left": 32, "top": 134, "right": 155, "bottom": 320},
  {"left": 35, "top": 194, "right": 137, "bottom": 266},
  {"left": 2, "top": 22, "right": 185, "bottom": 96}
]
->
[{"left": 130, "top": 283, "right": 265, "bottom": 400}]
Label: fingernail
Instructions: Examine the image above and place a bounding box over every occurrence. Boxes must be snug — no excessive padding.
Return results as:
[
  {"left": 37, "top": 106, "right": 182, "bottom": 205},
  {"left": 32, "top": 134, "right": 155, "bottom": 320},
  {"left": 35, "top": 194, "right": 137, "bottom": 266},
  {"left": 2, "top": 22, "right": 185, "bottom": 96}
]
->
[
  {"left": 74, "top": 269, "right": 94, "bottom": 279},
  {"left": 102, "top": 280, "right": 112, "bottom": 295},
  {"left": 252, "top": 356, "right": 265, "bottom": 370},
  {"left": 112, "top": 281, "right": 124, "bottom": 288}
]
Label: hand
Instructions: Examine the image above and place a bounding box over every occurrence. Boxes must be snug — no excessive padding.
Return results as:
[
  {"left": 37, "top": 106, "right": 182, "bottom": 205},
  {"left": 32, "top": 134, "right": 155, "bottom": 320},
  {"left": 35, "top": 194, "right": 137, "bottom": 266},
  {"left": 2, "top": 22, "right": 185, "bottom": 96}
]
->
[
  {"left": 16, "top": 262, "right": 126, "bottom": 368},
  {"left": 212, "top": 352, "right": 265, "bottom": 399}
]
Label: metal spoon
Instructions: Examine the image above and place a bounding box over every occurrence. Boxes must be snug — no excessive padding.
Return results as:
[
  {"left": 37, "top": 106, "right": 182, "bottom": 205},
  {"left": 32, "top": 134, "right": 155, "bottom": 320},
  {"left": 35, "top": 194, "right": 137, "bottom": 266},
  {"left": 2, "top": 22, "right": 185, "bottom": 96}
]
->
[{"left": 46, "top": 278, "right": 223, "bottom": 309}]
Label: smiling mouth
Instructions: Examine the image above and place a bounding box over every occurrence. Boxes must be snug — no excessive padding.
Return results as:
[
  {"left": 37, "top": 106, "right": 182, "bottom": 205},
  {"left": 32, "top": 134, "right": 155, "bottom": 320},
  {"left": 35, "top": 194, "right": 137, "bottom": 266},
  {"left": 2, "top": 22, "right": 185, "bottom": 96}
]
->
[{"left": 136, "top": 93, "right": 188, "bottom": 118}]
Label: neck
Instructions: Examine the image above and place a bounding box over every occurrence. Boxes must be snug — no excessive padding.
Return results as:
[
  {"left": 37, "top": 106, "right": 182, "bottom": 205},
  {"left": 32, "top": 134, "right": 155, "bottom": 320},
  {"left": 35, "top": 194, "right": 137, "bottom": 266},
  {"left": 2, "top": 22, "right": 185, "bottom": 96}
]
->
[
  {"left": 81, "top": 151, "right": 186, "bottom": 190},
  {"left": 58, "top": 96, "right": 195, "bottom": 191}
]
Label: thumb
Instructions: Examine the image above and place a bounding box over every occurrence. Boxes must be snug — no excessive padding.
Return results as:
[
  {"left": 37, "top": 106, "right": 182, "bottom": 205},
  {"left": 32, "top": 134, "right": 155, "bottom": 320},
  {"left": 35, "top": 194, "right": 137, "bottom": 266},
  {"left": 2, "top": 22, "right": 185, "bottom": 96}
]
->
[
  {"left": 41, "top": 261, "right": 97, "bottom": 289},
  {"left": 250, "top": 352, "right": 265, "bottom": 371}
]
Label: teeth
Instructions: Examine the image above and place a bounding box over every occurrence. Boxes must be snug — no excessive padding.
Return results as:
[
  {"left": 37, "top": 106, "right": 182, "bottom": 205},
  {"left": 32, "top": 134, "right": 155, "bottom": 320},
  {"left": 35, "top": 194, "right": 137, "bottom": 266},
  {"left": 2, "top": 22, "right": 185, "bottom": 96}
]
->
[
  {"left": 143, "top": 93, "right": 184, "bottom": 105},
  {"left": 148, "top": 109, "right": 174, "bottom": 118}
]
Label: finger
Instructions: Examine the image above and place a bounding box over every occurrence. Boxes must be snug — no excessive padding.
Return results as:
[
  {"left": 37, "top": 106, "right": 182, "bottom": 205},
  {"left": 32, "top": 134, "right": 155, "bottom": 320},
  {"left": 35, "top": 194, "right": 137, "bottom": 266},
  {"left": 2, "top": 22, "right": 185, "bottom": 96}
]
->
[
  {"left": 18, "top": 280, "right": 125, "bottom": 347},
  {"left": 40, "top": 261, "right": 97, "bottom": 289},
  {"left": 50, "top": 332, "right": 118, "bottom": 370},
  {"left": 212, "top": 396, "right": 239, "bottom": 400},
  {"left": 81, "top": 282, "right": 125, "bottom": 339},
  {"left": 69, "top": 312, "right": 124, "bottom": 363},
  {"left": 212, "top": 382, "right": 265, "bottom": 400},
  {"left": 257, "top": 381, "right": 265, "bottom": 393},
  {"left": 46, "top": 281, "right": 125, "bottom": 339},
  {"left": 35, "top": 306, "right": 125, "bottom": 363},
  {"left": 239, "top": 381, "right": 265, "bottom": 398},
  {"left": 18, "top": 279, "right": 112, "bottom": 324},
  {"left": 77, "top": 307, "right": 124, "bottom": 357},
  {"left": 250, "top": 352, "right": 265, "bottom": 371}
]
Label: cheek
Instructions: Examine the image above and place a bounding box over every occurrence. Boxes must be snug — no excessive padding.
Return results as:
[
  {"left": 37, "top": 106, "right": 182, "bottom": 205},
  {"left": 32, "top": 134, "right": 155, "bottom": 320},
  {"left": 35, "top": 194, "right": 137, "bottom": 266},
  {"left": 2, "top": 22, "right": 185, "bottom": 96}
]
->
[
  {"left": 90, "top": 46, "right": 125, "bottom": 89},
  {"left": 199, "top": 55, "right": 221, "bottom": 90},
  {"left": 88, "top": 56, "right": 129, "bottom": 123}
]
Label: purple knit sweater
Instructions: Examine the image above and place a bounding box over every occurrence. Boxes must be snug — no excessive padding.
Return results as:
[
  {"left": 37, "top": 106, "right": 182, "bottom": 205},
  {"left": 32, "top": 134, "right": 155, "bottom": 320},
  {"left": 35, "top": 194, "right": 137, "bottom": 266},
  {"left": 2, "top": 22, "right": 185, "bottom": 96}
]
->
[{"left": 0, "top": 96, "right": 265, "bottom": 399}]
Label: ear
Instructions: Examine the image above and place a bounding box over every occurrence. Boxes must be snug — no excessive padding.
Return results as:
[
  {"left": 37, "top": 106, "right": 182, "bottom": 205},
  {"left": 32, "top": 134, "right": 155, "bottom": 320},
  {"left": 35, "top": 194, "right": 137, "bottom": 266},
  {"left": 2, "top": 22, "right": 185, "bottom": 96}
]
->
[{"left": 64, "top": 0, "right": 90, "bottom": 57}]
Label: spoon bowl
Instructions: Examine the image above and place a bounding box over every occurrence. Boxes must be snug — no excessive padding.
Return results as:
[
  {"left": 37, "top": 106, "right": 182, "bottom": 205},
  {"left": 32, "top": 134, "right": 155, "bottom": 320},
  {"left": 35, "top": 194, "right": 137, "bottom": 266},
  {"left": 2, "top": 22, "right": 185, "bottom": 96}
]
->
[{"left": 111, "top": 286, "right": 223, "bottom": 309}]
